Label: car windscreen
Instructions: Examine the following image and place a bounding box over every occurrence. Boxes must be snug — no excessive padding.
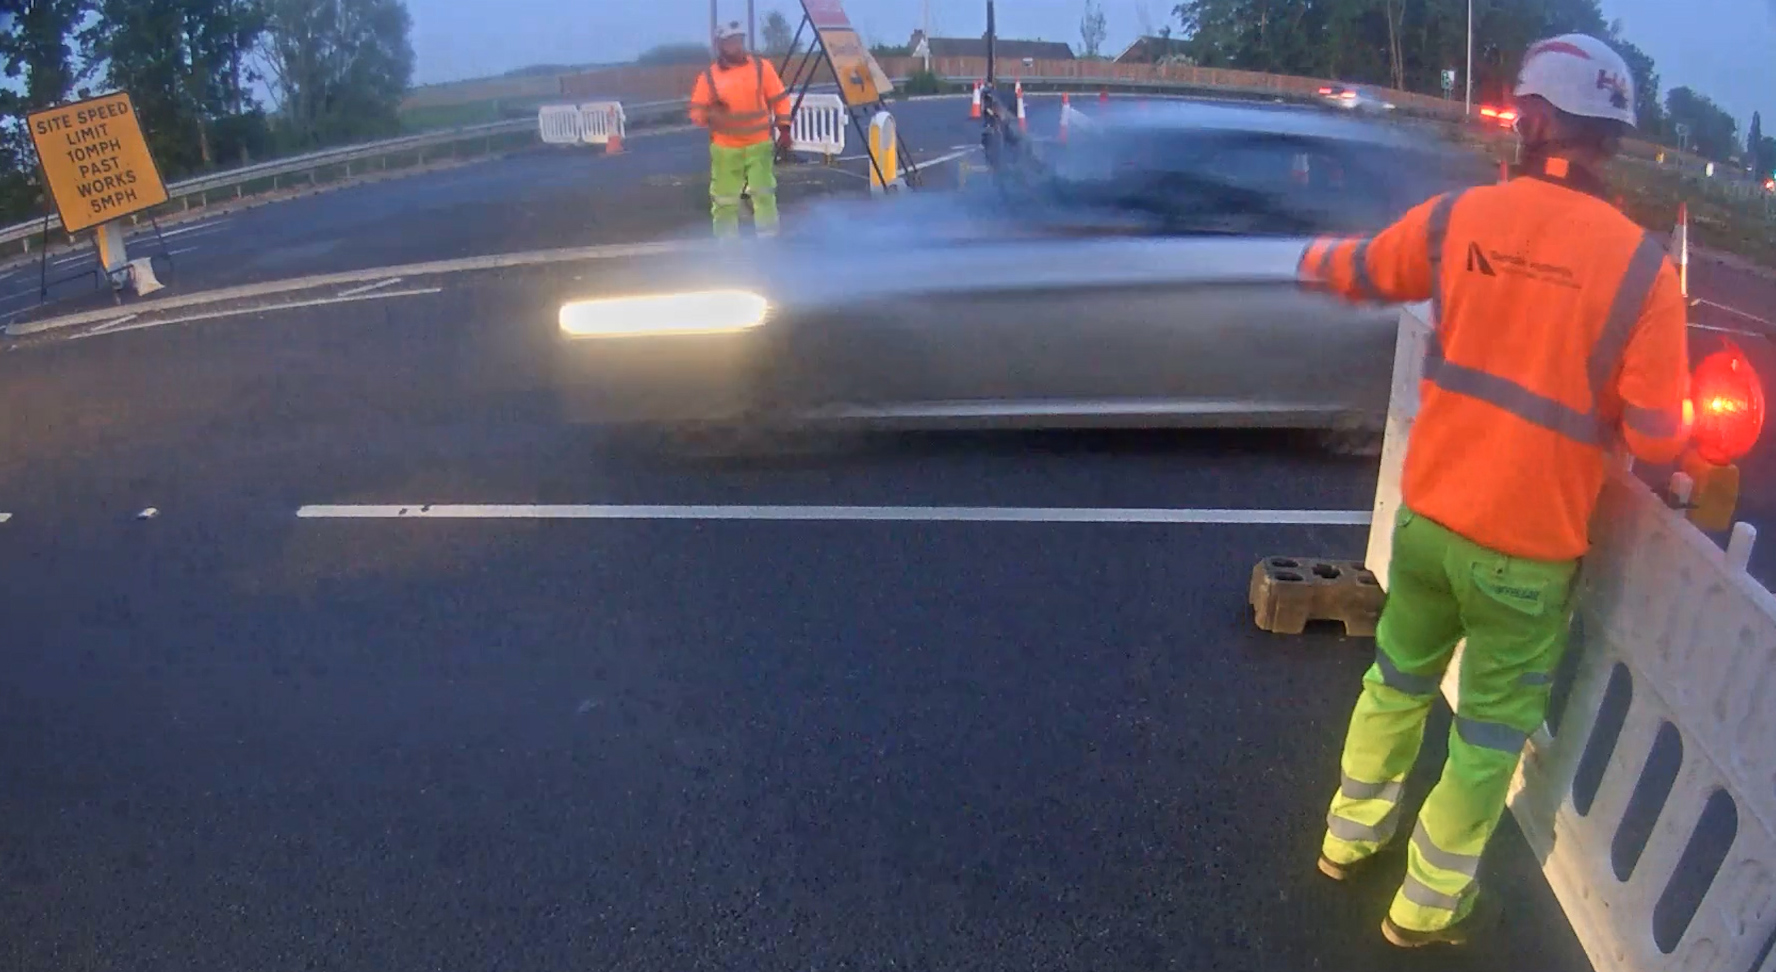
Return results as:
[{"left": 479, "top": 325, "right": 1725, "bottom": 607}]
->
[{"left": 1032, "top": 127, "right": 1458, "bottom": 237}]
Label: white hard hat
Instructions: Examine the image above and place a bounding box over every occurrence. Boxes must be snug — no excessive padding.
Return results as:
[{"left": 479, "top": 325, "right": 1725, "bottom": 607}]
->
[
  {"left": 716, "top": 21, "right": 746, "bottom": 41},
  {"left": 1513, "top": 33, "right": 1637, "bottom": 128}
]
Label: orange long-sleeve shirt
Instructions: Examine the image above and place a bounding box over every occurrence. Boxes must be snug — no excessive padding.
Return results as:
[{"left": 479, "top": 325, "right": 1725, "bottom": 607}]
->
[
  {"left": 1301, "top": 159, "right": 1690, "bottom": 561},
  {"left": 689, "top": 56, "right": 791, "bottom": 149}
]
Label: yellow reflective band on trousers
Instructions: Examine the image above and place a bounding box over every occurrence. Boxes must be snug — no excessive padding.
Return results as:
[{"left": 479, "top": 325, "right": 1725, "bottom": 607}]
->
[{"left": 1322, "top": 506, "right": 1576, "bottom": 934}]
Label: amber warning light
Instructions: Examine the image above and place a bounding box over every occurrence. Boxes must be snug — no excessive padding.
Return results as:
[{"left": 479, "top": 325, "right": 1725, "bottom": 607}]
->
[{"left": 1690, "top": 342, "right": 1766, "bottom": 466}]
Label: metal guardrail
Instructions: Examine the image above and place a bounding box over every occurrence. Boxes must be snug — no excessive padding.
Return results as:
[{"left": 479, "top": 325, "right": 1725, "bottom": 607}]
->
[{"left": 0, "top": 98, "right": 693, "bottom": 252}]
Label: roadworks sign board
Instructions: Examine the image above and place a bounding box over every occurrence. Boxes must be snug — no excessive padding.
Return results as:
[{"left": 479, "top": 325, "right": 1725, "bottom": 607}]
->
[
  {"left": 798, "top": 0, "right": 894, "bottom": 106},
  {"left": 27, "top": 91, "right": 170, "bottom": 234}
]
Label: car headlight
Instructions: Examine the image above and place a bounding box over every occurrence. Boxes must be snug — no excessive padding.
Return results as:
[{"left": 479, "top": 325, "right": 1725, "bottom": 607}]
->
[{"left": 558, "top": 290, "right": 770, "bottom": 338}]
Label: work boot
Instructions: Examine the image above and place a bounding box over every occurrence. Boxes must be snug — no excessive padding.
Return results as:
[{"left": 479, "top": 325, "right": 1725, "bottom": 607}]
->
[
  {"left": 1381, "top": 892, "right": 1503, "bottom": 948},
  {"left": 1316, "top": 833, "right": 1404, "bottom": 882}
]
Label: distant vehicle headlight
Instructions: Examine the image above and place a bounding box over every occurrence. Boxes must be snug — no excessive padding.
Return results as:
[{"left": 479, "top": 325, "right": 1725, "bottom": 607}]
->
[{"left": 558, "top": 290, "right": 770, "bottom": 338}]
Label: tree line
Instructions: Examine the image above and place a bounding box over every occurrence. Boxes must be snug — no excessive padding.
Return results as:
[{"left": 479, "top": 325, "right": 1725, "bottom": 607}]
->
[
  {"left": 1168, "top": 0, "right": 1770, "bottom": 173},
  {"left": 0, "top": 0, "right": 415, "bottom": 225}
]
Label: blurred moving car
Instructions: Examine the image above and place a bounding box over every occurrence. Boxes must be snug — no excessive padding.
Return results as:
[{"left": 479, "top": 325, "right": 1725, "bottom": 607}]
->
[
  {"left": 554, "top": 101, "right": 1486, "bottom": 455},
  {"left": 1317, "top": 84, "right": 1396, "bottom": 115}
]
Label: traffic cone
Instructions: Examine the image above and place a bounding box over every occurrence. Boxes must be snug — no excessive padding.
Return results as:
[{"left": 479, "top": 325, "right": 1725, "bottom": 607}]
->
[
  {"left": 970, "top": 82, "right": 982, "bottom": 119},
  {"left": 1059, "top": 93, "right": 1070, "bottom": 143},
  {"left": 1099, "top": 87, "right": 1109, "bottom": 104},
  {"left": 1016, "top": 81, "right": 1027, "bottom": 131},
  {"left": 605, "top": 107, "right": 624, "bottom": 155},
  {"left": 1498, "top": 158, "right": 1508, "bottom": 183}
]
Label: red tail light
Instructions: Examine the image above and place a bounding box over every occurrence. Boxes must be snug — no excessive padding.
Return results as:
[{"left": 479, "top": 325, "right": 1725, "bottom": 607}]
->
[
  {"left": 1690, "top": 342, "right": 1766, "bottom": 465},
  {"left": 1480, "top": 107, "right": 1499, "bottom": 117},
  {"left": 1318, "top": 87, "right": 1333, "bottom": 95}
]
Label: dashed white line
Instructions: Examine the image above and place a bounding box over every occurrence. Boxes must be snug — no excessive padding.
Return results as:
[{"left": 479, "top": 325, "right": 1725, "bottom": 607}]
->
[
  {"left": 0, "top": 513, "right": 11, "bottom": 523},
  {"left": 915, "top": 147, "right": 982, "bottom": 169},
  {"left": 336, "top": 276, "right": 405, "bottom": 298},
  {"left": 72, "top": 287, "right": 445, "bottom": 341},
  {"left": 294, "top": 504, "right": 1374, "bottom": 525}
]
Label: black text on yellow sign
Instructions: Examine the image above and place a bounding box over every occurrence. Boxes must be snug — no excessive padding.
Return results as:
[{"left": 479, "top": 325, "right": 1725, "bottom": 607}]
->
[
  {"left": 817, "top": 28, "right": 883, "bottom": 105},
  {"left": 27, "top": 91, "right": 170, "bottom": 234}
]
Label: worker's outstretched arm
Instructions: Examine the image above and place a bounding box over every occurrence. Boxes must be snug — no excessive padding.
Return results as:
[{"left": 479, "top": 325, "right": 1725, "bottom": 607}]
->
[
  {"left": 1615, "top": 258, "right": 1692, "bottom": 464},
  {"left": 689, "top": 72, "right": 714, "bottom": 128},
  {"left": 1298, "top": 193, "right": 1450, "bottom": 305}
]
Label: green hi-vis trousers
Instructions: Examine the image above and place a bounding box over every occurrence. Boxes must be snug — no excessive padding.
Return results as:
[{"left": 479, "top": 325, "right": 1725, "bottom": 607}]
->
[
  {"left": 710, "top": 141, "right": 779, "bottom": 239},
  {"left": 1323, "top": 506, "right": 1578, "bottom": 933}
]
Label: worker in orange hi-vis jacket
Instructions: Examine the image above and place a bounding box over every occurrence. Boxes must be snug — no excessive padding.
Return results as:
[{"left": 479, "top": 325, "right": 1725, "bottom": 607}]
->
[
  {"left": 1298, "top": 33, "right": 1693, "bottom": 950},
  {"left": 689, "top": 22, "right": 794, "bottom": 240}
]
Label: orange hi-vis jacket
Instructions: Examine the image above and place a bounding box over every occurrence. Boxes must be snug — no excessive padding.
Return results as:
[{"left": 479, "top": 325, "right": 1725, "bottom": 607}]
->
[
  {"left": 1301, "top": 158, "right": 1690, "bottom": 562},
  {"left": 689, "top": 56, "right": 792, "bottom": 149}
]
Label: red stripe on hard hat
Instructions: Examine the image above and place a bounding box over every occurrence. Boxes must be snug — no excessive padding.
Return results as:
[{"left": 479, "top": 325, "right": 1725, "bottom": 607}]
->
[{"left": 1527, "top": 40, "right": 1593, "bottom": 60}]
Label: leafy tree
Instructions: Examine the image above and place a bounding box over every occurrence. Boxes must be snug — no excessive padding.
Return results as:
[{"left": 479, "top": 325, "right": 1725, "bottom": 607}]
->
[
  {"left": 1666, "top": 86, "right": 1739, "bottom": 161},
  {"left": 1749, "top": 112, "right": 1767, "bottom": 174},
  {"left": 636, "top": 42, "right": 712, "bottom": 65},
  {"left": 760, "top": 9, "right": 797, "bottom": 56},
  {"left": 0, "top": 0, "right": 93, "bottom": 220},
  {"left": 1080, "top": 0, "right": 1107, "bottom": 59},
  {"left": 82, "top": 0, "right": 267, "bottom": 173},
  {"left": 260, "top": 0, "right": 414, "bottom": 150}
]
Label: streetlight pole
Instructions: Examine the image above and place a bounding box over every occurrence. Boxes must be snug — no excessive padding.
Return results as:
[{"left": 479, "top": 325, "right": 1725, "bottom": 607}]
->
[{"left": 1465, "top": 0, "right": 1473, "bottom": 115}]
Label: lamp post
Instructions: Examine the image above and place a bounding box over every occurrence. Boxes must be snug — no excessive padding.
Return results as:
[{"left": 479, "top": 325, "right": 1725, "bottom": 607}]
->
[
  {"left": 1463, "top": 0, "right": 1477, "bottom": 116},
  {"left": 1465, "top": 0, "right": 1473, "bottom": 115}
]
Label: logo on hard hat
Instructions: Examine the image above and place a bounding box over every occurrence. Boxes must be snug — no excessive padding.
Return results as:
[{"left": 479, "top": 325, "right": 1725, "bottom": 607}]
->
[{"left": 1596, "top": 69, "right": 1629, "bottom": 110}]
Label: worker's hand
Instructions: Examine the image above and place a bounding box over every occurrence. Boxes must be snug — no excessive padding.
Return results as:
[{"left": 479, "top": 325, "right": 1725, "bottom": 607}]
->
[{"left": 776, "top": 126, "right": 794, "bottom": 154}]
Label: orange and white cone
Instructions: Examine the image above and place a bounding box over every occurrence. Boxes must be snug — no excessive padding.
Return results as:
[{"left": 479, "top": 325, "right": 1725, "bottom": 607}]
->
[
  {"left": 606, "top": 110, "right": 624, "bottom": 155},
  {"left": 1015, "top": 82, "right": 1027, "bottom": 131},
  {"left": 1059, "top": 93, "right": 1070, "bottom": 143},
  {"left": 970, "top": 82, "right": 982, "bottom": 119}
]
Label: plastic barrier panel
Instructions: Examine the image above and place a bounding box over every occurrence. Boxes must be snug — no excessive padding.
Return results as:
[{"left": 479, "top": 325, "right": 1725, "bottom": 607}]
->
[
  {"left": 538, "top": 104, "right": 585, "bottom": 145},
  {"left": 1367, "top": 307, "right": 1776, "bottom": 972},
  {"left": 579, "top": 102, "right": 625, "bottom": 146},
  {"left": 791, "top": 93, "right": 847, "bottom": 158}
]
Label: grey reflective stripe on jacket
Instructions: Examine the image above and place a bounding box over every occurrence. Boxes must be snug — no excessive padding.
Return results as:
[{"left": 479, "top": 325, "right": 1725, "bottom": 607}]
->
[{"left": 1419, "top": 190, "right": 1667, "bottom": 447}]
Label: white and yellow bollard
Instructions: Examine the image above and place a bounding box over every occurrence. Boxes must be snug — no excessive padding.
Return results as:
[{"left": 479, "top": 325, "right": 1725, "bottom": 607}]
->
[{"left": 868, "top": 110, "right": 901, "bottom": 195}]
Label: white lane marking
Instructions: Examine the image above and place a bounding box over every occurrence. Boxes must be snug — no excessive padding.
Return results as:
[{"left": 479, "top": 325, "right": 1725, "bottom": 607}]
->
[
  {"left": 86, "top": 314, "right": 140, "bottom": 335},
  {"left": 10, "top": 240, "right": 690, "bottom": 336},
  {"left": 166, "top": 246, "right": 200, "bottom": 257},
  {"left": 915, "top": 147, "right": 981, "bottom": 169},
  {"left": 72, "top": 287, "right": 445, "bottom": 341},
  {"left": 1693, "top": 298, "right": 1774, "bottom": 330},
  {"left": 336, "top": 276, "right": 405, "bottom": 298},
  {"left": 295, "top": 504, "right": 1374, "bottom": 525},
  {"left": 0, "top": 513, "right": 11, "bottom": 523},
  {"left": 1690, "top": 322, "right": 1767, "bottom": 337}
]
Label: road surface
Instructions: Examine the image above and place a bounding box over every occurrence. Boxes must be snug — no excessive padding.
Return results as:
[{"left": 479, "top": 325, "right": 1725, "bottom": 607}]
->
[{"left": 0, "top": 92, "right": 1768, "bottom": 971}]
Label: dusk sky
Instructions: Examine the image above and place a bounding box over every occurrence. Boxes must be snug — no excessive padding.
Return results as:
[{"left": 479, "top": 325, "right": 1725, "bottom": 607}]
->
[{"left": 411, "top": 0, "right": 1775, "bottom": 130}]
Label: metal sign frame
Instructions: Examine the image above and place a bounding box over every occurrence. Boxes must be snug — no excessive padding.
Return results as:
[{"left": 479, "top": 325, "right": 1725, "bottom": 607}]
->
[{"left": 778, "top": 0, "right": 920, "bottom": 191}]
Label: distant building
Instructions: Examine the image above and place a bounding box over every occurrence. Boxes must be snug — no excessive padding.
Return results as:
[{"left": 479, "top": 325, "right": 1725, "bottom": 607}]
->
[
  {"left": 1114, "top": 35, "right": 1195, "bottom": 65},
  {"left": 908, "top": 30, "right": 1076, "bottom": 62}
]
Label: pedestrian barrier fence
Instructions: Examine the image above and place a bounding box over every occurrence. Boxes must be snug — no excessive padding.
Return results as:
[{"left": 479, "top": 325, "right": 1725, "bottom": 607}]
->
[
  {"left": 580, "top": 102, "right": 625, "bottom": 147},
  {"left": 538, "top": 104, "right": 585, "bottom": 145},
  {"left": 1366, "top": 306, "right": 1776, "bottom": 972},
  {"left": 790, "top": 93, "right": 847, "bottom": 158}
]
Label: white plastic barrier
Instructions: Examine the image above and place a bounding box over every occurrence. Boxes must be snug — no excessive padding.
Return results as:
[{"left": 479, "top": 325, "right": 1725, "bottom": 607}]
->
[
  {"left": 579, "top": 101, "right": 625, "bottom": 146},
  {"left": 790, "top": 93, "right": 847, "bottom": 158},
  {"left": 1366, "top": 306, "right": 1776, "bottom": 972},
  {"left": 538, "top": 104, "right": 585, "bottom": 145}
]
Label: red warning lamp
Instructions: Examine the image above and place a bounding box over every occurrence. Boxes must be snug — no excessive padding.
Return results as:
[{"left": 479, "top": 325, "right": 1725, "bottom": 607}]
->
[{"left": 1689, "top": 342, "right": 1765, "bottom": 465}]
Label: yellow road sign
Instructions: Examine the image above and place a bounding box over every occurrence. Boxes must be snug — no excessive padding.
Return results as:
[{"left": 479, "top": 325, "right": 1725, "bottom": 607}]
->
[
  {"left": 798, "top": 0, "right": 893, "bottom": 107},
  {"left": 27, "top": 91, "right": 169, "bottom": 234}
]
